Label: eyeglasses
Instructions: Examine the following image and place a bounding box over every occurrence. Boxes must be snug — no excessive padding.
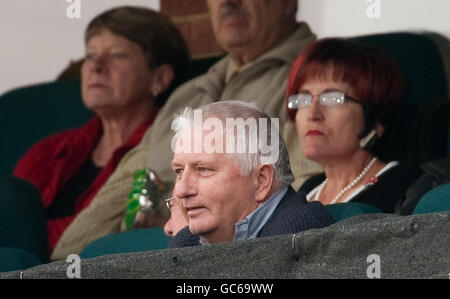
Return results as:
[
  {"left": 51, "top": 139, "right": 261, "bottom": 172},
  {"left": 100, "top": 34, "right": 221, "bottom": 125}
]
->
[
  {"left": 288, "top": 91, "right": 359, "bottom": 110},
  {"left": 165, "top": 197, "right": 177, "bottom": 211}
]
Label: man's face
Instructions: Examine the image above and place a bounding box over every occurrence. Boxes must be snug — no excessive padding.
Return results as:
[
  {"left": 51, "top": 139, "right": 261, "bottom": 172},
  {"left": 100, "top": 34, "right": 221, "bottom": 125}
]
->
[
  {"left": 207, "top": 0, "right": 295, "bottom": 54},
  {"left": 171, "top": 128, "right": 258, "bottom": 244},
  {"left": 164, "top": 199, "right": 189, "bottom": 237}
]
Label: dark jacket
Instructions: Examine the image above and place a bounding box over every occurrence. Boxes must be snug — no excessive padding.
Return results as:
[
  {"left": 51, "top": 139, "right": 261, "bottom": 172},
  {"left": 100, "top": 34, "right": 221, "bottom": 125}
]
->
[{"left": 167, "top": 186, "right": 335, "bottom": 248}]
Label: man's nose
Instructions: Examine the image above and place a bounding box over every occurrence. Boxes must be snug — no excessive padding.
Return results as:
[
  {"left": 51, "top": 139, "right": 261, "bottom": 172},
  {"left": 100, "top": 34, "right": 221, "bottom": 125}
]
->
[
  {"left": 219, "top": 0, "right": 243, "bottom": 14},
  {"left": 164, "top": 218, "right": 174, "bottom": 237},
  {"left": 174, "top": 169, "right": 197, "bottom": 199}
]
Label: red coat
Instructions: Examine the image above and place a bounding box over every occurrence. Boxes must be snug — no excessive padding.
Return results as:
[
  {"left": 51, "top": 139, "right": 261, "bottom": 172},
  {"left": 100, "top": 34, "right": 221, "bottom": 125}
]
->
[{"left": 13, "top": 115, "right": 155, "bottom": 250}]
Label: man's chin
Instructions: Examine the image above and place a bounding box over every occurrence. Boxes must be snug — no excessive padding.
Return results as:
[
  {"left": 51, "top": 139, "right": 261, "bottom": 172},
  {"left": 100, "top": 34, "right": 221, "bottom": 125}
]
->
[
  {"left": 217, "top": 29, "right": 250, "bottom": 49},
  {"left": 188, "top": 221, "right": 212, "bottom": 237}
]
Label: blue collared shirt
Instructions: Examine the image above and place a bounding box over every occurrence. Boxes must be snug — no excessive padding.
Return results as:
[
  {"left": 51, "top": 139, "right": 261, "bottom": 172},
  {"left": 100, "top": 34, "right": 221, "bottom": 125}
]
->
[{"left": 233, "top": 185, "right": 288, "bottom": 241}]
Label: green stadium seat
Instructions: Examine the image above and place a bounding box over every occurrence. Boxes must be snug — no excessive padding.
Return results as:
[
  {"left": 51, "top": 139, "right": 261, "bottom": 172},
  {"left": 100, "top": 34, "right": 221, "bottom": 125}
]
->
[
  {"left": 80, "top": 227, "right": 170, "bottom": 259},
  {"left": 0, "top": 176, "right": 49, "bottom": 263}
]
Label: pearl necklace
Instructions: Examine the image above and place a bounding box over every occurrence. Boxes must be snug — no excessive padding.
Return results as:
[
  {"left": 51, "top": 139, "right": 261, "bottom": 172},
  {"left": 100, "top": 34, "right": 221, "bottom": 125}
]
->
[{"left": 314, "top": 157, "right": 378, "bottom": 204}]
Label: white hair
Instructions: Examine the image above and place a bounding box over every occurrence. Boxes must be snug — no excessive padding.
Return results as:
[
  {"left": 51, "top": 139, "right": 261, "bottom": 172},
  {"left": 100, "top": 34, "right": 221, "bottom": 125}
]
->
[{"left": 171, "top": 100, "right": 294, "bottom": 186}]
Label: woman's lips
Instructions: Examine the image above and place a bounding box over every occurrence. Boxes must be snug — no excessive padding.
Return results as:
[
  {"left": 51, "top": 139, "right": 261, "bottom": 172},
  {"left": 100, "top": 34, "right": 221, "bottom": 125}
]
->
[{"left": 305, "top": 130, "right": 325, "bottom": 137}]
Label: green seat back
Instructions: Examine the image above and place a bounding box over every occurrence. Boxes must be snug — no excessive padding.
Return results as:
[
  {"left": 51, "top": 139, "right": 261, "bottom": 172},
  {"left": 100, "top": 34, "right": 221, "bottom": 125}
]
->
[
  {"left": 0, "top": 176, "right": 49, "bottom": 262},
  {"left": 184, "top": 55, "right": 222, "bottom": 82},
  {"left": 325, "top": 202, "right": 383, "bottom": 222},
  {"left": 351, "top": 32, "right": 447, "bottom": 105},
  {"left": 0, "top": 247, "right": 42, "bottom": 273},
  {"left": 80, "top": 227, "right": 170, "bottom": 259},
  {"left": 0, "top": 80, "right": 93, "bottom": 175},
  {"left": 413, "top": 183, "right": 450, "bottom": 214}
]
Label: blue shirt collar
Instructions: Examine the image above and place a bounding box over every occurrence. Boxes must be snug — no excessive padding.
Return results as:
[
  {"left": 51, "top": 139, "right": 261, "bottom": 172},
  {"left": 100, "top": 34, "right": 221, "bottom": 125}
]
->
[{"left": 234, "top": 185, "right": 288, "bottom": 241}]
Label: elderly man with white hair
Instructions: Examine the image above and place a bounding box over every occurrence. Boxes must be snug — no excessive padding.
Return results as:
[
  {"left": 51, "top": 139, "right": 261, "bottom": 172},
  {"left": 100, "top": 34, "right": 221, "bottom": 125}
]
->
[{"left": 166, "top": 101, "right": 334, "bottom": 247}]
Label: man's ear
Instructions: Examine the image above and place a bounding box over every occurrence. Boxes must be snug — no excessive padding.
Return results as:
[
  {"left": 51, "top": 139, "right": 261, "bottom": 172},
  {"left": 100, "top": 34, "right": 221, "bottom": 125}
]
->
[
  {"left": 254, "top": 164, "right": 275, "bottom": 204},
  {"left": 150, "top": 64, "right": 174, "bottom": 97}
]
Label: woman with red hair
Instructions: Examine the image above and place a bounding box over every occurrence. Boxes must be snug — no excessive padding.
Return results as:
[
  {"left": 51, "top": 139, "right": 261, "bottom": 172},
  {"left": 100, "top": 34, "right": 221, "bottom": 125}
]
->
[{"left": 287, "top": 38, "right": 421, "bottom": 213}]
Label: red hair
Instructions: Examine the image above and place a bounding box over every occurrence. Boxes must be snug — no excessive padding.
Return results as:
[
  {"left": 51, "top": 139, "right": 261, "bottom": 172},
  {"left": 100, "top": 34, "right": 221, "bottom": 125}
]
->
[{"left": 286, "top": 38, "right": 404, "bottom": 133}]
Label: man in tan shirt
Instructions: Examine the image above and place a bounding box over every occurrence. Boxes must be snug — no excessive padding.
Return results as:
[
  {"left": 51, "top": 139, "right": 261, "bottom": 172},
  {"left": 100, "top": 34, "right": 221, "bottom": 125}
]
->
[{"left": 52, "top": 0, "right": 322, "bottom": 260}]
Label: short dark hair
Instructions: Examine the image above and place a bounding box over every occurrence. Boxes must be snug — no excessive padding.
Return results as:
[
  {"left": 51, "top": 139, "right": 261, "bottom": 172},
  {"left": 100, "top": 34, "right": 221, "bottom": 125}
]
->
[
  {"left": 85, "top": 6, "right": 190, "bottom": 107},
  {"left": 287, "top": 38, "right": 404, "bottom": 141}
]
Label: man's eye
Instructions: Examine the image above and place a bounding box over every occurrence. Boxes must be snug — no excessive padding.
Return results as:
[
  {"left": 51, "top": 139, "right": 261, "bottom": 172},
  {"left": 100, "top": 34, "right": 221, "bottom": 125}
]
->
[
  {"left": 198, "top": 167, "right": 213, "bottom": 174},
  {"left": 85, "top": 53, "right": 96, "bottom": 60},
  {"left": 174, "top": 168, "right": 183, "bottom": 175}
]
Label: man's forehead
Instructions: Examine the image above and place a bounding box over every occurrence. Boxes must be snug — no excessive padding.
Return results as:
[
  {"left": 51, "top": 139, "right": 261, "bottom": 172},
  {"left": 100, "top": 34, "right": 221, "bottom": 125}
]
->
[{"left": 172, "top": 151, "right": 227, "bottom": 166}]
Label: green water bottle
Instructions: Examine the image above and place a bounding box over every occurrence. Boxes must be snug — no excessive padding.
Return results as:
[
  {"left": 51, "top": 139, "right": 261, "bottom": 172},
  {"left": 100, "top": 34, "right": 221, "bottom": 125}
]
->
[{"left": 124, "top": 168, "right": 173, "bottom": 230}]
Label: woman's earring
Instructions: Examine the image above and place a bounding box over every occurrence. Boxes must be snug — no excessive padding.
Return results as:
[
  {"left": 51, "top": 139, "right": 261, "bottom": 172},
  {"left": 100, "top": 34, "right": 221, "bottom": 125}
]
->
[
  {"left": 151, "top": 87, "right": 160, "bottom": 98},
  {"left": 359, "top": 129, "right": 376, "bottom": 148}
]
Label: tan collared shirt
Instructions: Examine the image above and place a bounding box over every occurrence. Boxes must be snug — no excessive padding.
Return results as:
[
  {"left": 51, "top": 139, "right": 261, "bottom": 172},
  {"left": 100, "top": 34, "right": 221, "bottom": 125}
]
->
[{"left": 225, "top": 59, "right": 254, "bottom": 83}]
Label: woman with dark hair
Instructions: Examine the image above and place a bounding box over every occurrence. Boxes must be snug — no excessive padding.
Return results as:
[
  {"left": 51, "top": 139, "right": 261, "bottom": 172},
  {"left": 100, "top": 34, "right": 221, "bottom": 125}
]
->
[
  {"left": 287, "top": 38, "right": 421, "bottom": 213},
  {"left": 13, "top": 6, "right": 190, "bottom": 257}
]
